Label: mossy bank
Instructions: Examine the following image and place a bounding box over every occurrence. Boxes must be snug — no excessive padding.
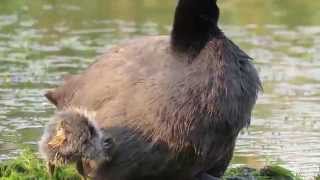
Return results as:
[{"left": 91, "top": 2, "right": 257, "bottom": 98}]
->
[{"left": 1, "top": 150, "right": 317, "bottom": 180}]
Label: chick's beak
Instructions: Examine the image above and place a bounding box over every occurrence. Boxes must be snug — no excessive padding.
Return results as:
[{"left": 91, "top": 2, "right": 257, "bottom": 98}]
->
[{"left": 81, "top": 159, "right": 99, "bottom": 178}]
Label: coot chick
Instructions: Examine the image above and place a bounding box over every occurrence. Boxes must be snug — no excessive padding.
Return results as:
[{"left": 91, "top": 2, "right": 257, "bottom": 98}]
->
[
  {"left": 45, "top": 0, "right": 261, "bottom": 179},
  {"left": 39, "top": 109, "right": 115, "bottom": 179}
]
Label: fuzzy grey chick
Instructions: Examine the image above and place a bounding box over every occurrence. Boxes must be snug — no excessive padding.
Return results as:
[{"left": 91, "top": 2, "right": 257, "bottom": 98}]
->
[{"left": 39, "top": 110, "right": 115, "bottom": 179}]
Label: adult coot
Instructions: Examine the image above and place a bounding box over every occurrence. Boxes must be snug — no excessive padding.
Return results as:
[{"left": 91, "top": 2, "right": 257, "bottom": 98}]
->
[{"left": 45, "top": 0, "right": 261, "bottom": 179}]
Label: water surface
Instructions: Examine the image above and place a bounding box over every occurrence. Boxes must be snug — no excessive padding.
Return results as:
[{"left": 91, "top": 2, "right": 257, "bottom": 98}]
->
[{"left": 0, "top": 0, "right": 319, "bottom": 178}]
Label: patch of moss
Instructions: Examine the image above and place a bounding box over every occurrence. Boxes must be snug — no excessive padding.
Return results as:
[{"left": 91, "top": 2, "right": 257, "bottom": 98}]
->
[
  {"left": 224, "top": 166, "right": 269, "bottom": 180},
  {"left": 260, "top": 166, "right": 302, "bottom": 180},
  {"left": 0, "top": 149, "right": 315, "bottom": 180},
  {"left": 0, "top": 149, "right": 81, "bottom": 180},
  {"left": 224, "top": 166, "right": 303, "bottom": 180}
]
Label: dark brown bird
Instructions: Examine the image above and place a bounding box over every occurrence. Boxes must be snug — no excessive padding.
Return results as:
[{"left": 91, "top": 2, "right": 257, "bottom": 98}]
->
[
  {"left": 44, "top": 0, "right": 261, "bottom": 179},
  {"left": 39, "top": 109, "right": 115, "bottom": 179}
]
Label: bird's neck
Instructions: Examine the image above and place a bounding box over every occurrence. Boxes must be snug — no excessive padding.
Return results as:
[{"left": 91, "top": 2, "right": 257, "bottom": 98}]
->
[{"left": 171, "top": 0, "right": 221, "bottom": 56}]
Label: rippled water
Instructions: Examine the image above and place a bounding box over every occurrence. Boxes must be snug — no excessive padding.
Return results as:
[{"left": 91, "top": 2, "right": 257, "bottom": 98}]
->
[{"left": 0, "top": 0, "right": 319, "bottom": 178}]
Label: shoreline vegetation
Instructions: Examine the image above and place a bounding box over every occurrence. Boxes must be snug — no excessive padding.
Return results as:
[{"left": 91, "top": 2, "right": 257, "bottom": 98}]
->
[{"left": 0, "top": 150, "right": 318, "bottom": 180}]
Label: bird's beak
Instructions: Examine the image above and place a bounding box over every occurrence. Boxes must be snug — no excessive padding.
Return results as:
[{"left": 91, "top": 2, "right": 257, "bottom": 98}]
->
[{"left": 81, "top": 159, "right": 99, "bottom": 178}]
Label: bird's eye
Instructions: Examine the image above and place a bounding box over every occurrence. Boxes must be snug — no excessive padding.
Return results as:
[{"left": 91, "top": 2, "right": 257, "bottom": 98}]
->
[{"left": 103, "top": 138, "right": 113, "bottom": 149}]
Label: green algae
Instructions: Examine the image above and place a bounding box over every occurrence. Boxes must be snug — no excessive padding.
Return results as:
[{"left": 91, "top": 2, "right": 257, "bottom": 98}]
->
[{"left": 0, "top": 150, "right": 313, "bottom": 180}]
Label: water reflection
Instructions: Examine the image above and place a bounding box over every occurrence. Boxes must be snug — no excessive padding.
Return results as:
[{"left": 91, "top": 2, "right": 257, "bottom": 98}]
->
[{"left": 0, "top": 0, "right": 319, "bottom": 178}]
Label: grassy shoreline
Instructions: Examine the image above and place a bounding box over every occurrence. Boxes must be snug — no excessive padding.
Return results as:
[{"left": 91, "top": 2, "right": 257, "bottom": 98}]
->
[{"left": 0, "top": 150, "right": 318, "bottom": 180}]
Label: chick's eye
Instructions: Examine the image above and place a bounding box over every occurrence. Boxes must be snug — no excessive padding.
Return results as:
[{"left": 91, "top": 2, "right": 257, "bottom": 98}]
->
[{"left": 103, "top": 138, "right": 113, "bottom": 149}]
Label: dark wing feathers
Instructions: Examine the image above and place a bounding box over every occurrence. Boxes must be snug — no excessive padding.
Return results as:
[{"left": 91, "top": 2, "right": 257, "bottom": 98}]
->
[
  {"left": 45, "top": 74, "right": 80, "bottom": 108},
  {"left": 45, "top": 90, "right": 59, "bottom": 107}
]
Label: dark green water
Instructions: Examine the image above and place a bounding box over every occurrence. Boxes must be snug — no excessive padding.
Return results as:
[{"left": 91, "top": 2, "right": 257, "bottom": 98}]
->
[{"left": 0, "top": 0, "right": 319, "bottom": 178}]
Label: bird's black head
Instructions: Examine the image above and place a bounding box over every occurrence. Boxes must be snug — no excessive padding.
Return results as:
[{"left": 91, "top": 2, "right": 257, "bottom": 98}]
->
[{"left": 171, "top": 0, "right": 221, "bottom": 56}]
